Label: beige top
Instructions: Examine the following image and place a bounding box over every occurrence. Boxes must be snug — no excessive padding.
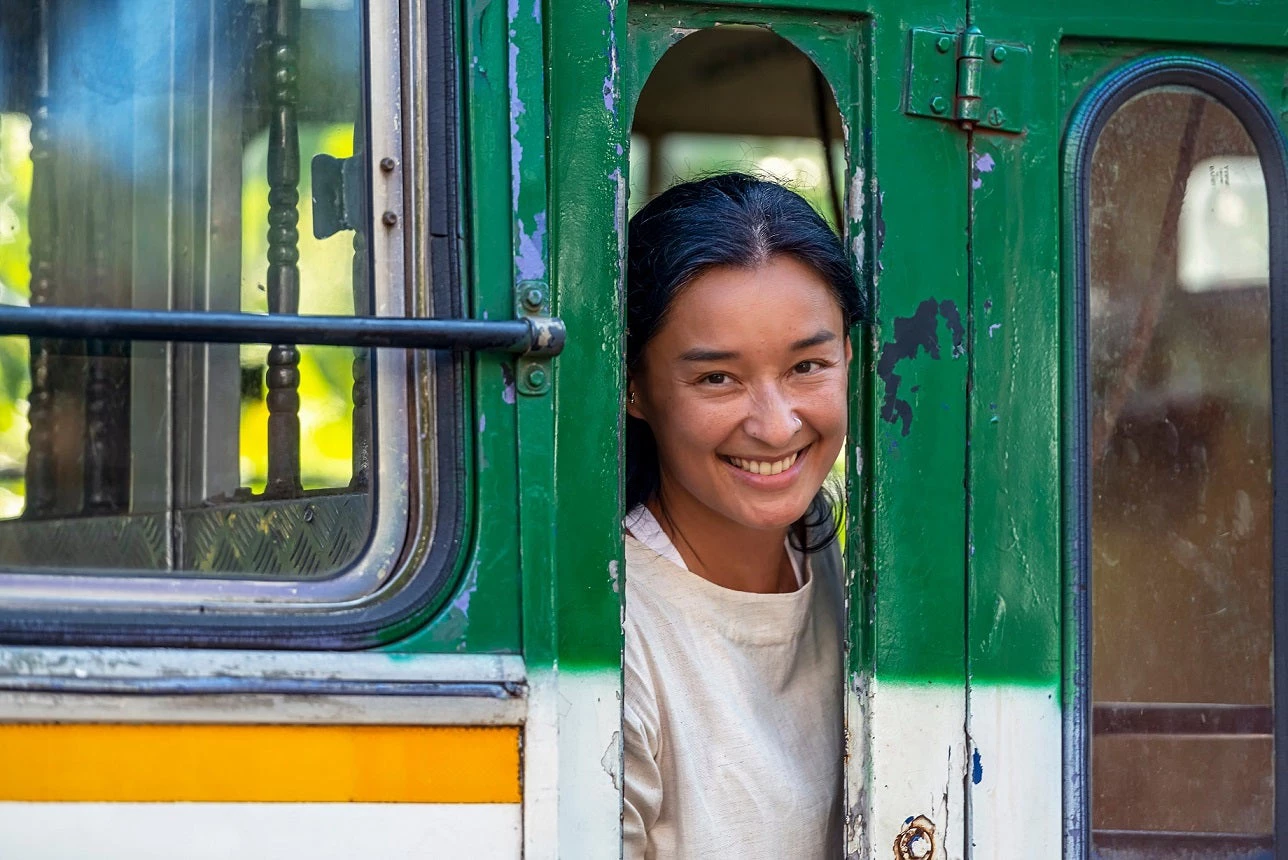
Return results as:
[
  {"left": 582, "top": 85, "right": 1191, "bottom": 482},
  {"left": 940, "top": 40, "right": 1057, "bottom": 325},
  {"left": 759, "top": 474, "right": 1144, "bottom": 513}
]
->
[{"left": 622, "top": 507, "right": 844, "bottom": 859}]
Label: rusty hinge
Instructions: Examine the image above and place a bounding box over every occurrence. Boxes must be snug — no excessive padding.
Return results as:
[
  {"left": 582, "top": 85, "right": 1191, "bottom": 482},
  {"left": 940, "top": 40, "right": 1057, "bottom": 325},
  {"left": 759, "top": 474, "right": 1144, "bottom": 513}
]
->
[{"left": 904, "top": 26, "right": 1030, "bottom": 133}]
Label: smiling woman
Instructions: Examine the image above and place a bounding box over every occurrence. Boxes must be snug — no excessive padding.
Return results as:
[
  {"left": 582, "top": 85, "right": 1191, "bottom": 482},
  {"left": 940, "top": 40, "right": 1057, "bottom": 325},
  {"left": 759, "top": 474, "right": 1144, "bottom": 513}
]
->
[{"left": 621, "top": 173, "right": 865, "bottom": 858}]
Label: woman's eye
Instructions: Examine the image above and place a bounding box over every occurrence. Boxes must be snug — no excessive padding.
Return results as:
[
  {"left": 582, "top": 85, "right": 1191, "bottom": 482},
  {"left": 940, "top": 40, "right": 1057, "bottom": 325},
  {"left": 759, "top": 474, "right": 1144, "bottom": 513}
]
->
[
  {"left": 794, "top": 360, "right": 818, "bottom": 374},
  {"left": 701, "top": 372, "right": 728, "bottom": 385}
]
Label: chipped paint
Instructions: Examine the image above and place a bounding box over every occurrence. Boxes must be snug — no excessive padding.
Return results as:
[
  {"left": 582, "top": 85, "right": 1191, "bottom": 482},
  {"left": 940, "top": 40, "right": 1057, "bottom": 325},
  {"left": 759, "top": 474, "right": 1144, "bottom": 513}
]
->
[
  {"left": 988, "top": 322, "right": 1001, "bottom": 338},
  {"left": 972, "top": 748, "right": 983, "bottom": 785},
  {"left": 843, "top": 670, "right": 871, "bottom": 860},
  {"left": 516, "top": 211, "right": 548, "bottom": 281},
  {"left": 875, "top": 299, "right": 965, "bottom": 436},
  {"left": 607, "top": 559, "right": 619, "bottom": 594},
  {"left": 601, "top": 0, "right": 619, "bottom": 116},
  {"left": 450, "top": 563, "right": 479, "bottom": 618},
  {"left": 874, "top": 185, "right": 886, "bottom": 271},
  {"left": 851, "top": 229, "right": 865, "bottom": 276},
  {"left": 848, "top": 166, "right": 866, "bottom": 224},
  {"left": 507, "top": 6, "right": 524, "bottom": 209},
  {"left": 600, "top": 729, "right": 622, "bottom": 790},
  {"left": 971, "top": 152, "right": 996, "bottom": 191},
  {"left": 610, "top": 166, "right": 627, "bottom": 269},
  {"left": 501, "top": 363, "right": 517, "bottom": 405}
]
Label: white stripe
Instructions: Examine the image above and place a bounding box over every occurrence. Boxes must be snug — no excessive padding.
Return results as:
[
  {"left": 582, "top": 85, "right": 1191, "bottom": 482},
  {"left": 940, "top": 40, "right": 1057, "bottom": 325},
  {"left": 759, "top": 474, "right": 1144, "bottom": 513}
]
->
[
  {"left": 558, "top": 671, "right": 622, "bottom": 854},
  {"left": 523, "top": 668, "right": 622, "bottom": 859},
  {"left": 0, "top": 803, "right": 520, "bottom": 860},
  {"left": 965, "top": 684, "right": 1062, "bottom": 858},
  {"left": 865, "top": 679, "right": 967, "bottom": 860}
]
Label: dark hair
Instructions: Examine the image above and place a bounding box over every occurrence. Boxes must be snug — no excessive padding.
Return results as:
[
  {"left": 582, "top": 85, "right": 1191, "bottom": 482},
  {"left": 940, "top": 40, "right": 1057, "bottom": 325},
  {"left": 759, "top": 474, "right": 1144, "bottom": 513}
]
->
[{"left": 625, "top": 172, "right": 867, "bottom": 553}]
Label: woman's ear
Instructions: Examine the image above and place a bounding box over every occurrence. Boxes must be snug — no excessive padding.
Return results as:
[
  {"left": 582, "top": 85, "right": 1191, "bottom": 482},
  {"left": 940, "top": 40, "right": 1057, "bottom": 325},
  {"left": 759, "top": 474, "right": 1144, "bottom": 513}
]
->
[
  {"left": 626, "top": 379, "right": 648, "bottom": 422},
  {"left": 844, "top": 334, "right": 853, "bottom": 364}
]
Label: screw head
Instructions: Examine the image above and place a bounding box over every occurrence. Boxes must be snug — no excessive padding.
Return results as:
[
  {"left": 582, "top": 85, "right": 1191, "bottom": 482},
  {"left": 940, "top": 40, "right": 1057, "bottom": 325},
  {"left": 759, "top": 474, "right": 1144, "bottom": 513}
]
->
[
  {"left": 521, "top": 286, "right": 545, "bottom": 310},
  {"left": 379, "top": 157, "right": 397, "bottom": 173},
  {"left": 525, "top": 366, "right": 547, "bottom": 389},
  {"left": 381, "top": 210, "right": 398, "bottom": 226},
  {"left": 991, "top": 46, "right": 1008, "bottom": 63},
  {"left": 935, "top": 35, "right": 952, "bottom": 53},
  {"left": 987, "top": 107, "right": 1005, "bottom": 127},
  {"left": 930, "top": 96, "right": 949, "bottom": 115}
]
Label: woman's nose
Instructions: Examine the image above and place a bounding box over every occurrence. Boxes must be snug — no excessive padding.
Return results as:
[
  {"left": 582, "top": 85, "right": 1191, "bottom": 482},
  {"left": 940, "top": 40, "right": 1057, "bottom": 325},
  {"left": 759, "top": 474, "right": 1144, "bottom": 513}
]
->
[{"left": 743, "top": 386, "right": 799, "bottom": 449}]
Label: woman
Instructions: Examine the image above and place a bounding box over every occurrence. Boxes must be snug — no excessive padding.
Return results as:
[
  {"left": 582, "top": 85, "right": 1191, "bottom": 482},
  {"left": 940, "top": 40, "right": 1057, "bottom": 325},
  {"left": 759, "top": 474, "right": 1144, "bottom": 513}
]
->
[{"left": 623, "top": 172, "right": 866, "bottom": 858}]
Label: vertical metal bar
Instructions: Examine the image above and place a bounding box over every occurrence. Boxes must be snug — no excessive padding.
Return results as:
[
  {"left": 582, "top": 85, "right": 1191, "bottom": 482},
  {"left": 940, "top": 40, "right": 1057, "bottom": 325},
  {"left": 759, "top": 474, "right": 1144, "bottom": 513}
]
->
[
  {"left": 24, "top": 0, "right": 57, "bottom": 518},
  {"left": 84, "top": 172, "right": 129, "bottom": 515},
  {"left": 349, "top": 96, "right": 371, "bottom": 490},
  {"left": 264, "top": 0, "right": 302, "bottom": 497},
  {"left": 83, "top": 277, "right": 113, "bottom": 516}
]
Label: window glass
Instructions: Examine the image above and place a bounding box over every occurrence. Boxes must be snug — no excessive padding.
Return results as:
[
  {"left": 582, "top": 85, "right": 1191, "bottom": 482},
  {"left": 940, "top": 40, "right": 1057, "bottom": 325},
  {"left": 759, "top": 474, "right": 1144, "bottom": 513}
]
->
[
  {"left": 1087, "top": 86, "right": 1273, "bottom": 855},
  {"left": 0, "top": 0, "right": 387, "bottom": 578}
]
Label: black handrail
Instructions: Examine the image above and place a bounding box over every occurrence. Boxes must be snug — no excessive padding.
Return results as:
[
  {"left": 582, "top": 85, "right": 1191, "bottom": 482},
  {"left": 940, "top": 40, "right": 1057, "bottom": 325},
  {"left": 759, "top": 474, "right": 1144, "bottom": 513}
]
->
[{"left": 0, "top": 305, "right": 565, "bottom": 356}]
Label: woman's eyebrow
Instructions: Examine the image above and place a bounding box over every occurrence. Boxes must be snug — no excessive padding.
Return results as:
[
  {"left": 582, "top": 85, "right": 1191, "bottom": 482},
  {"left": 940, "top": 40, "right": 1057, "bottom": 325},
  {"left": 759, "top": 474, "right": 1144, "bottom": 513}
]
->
[
  {"left": 678, "top": 347, "right": 739, "bottom": 362},
  {"left": 790, "top": 330, "right": 838, "bottom": 351}
]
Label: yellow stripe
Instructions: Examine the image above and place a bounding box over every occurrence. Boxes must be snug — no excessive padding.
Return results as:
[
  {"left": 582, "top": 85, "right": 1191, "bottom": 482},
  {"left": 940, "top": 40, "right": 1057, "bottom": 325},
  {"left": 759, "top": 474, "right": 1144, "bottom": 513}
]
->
[{"left": 0, "top": 724, "right": 520, "bottom": 802}]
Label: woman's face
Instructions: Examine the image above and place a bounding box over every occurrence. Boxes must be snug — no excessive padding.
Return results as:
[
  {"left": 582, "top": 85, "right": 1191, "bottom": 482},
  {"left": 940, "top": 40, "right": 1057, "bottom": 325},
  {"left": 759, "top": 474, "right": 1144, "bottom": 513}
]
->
[{"left": 628, "top": 254, "right": 851, "bottom": 535}]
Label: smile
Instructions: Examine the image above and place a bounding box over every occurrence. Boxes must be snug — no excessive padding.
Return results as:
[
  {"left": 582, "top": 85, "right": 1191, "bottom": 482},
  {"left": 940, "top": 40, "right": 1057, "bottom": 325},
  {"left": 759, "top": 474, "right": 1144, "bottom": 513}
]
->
[{"left": 722, "top": 447, "right": 805, "bottom": 476}]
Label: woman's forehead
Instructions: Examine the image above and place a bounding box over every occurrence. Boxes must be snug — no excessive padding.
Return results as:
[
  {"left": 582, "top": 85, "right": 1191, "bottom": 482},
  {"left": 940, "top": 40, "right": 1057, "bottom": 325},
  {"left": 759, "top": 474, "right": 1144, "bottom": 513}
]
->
[{"left": 656, "top": 259, "right": 844, "bottom": 348}]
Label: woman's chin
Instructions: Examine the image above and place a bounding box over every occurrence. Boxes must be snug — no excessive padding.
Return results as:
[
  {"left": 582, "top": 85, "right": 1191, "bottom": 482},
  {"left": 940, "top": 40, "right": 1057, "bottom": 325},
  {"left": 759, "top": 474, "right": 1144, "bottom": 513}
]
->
[{"left": 726, "top": 500, "right": 816, "bottom": 534}]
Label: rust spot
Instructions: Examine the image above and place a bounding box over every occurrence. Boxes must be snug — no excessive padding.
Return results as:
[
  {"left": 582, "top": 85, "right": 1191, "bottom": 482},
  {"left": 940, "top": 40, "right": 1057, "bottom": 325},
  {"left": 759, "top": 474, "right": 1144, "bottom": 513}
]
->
[{"left": 894, "top": 815, "right": 938, "bottom": 860}]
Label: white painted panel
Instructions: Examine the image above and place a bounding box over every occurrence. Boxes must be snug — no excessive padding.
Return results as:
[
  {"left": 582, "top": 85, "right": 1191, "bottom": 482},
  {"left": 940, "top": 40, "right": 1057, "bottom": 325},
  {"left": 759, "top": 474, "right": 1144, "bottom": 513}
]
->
[
  {"left": 0, "top": 803, "right": 520, "bottom": 860},
  {"left": 965, "top": 684, "right": 1062, "bottom": 859},
  {"left": 867, "top": 680, "right": 966, "bottom": 860},
  {"left": 523, "top": 668, "right": 623, "bottom": 860}
]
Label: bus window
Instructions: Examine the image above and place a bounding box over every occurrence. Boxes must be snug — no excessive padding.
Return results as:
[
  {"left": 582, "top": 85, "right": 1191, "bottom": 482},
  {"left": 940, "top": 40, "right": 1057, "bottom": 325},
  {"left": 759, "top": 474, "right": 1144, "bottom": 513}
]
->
[
  {"left": 0, "top": 0, "right": 460, "bottom": 643},
  {"left": 1086, "top": 86, "right": 1273, "bottom": 853}
]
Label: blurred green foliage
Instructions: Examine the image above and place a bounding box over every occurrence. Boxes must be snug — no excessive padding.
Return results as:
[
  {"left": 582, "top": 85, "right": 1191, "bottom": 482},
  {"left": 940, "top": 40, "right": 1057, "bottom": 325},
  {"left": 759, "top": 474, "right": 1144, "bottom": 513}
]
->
[
  {"left": 627, "top": 132, "right": 845, "bottom": 228},
  {"left": 0, "top": 115, "right": 32, "bottom": 518},
  {"left": 0, "top": 115, "right": 360, "bottom": 517}
]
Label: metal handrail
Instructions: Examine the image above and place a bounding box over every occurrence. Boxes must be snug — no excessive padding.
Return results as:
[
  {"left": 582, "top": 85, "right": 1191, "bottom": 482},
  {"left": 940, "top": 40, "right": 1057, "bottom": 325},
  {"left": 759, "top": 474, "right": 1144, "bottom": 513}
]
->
[{"left": 0, "top": 305, "right": 565, "bottom": 356}]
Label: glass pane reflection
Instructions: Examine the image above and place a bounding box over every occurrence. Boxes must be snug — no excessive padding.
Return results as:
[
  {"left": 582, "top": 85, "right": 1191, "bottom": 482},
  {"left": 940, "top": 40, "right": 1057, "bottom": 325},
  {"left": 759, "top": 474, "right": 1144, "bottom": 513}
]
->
[
  {"left": 0, "top": 0, "right": 373, "bottom": 577},
  {"left": 1089, "top": 87, "right": 1273, "bottom": 857}
]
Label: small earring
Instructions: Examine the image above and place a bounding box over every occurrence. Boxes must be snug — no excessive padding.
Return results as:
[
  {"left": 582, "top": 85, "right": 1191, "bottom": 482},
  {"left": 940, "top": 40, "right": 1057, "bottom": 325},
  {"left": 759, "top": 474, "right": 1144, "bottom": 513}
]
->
[
  {"left": 629, "top": 391, "right": 636, "bottom": 405},
  {"left": 793, "top": 416, "right": 803, "bottom": 432}
]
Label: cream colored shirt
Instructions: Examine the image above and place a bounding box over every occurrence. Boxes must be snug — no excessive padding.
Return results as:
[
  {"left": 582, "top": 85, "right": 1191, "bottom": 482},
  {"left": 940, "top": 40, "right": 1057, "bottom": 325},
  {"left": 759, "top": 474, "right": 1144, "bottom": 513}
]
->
[{"left": 622, "top": 508, "right": 844, "bottom": 859}]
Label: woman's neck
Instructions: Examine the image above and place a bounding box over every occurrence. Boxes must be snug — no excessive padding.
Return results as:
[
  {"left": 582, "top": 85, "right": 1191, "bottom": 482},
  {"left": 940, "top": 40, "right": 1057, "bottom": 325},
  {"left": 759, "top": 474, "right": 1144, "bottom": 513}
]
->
[{"left": 646, "top": 489, "right": 795, "bottom": 595}]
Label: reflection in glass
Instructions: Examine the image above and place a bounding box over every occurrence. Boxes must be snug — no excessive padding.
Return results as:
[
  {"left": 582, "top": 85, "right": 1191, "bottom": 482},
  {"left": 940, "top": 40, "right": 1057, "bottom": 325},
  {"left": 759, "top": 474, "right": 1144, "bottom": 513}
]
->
[
  {"left": 1088, "top": 87, "right": 1273, "bottom": 856},
  {"left": 0, "top": 0, "right": 372, "bottom": 576}
]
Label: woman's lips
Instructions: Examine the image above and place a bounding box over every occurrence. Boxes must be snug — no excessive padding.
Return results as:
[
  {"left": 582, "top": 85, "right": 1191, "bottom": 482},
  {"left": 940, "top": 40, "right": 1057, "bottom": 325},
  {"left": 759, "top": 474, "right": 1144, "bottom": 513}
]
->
[{"left": 720, "top": 445, "right": 811, "bottom": 485}]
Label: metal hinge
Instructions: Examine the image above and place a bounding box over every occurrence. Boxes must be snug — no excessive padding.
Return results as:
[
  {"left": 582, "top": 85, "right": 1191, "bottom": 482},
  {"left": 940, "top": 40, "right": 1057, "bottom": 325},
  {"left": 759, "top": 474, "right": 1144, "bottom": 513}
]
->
[{"left": 904, "top": 26, "right": 1030, "bottom": 133}]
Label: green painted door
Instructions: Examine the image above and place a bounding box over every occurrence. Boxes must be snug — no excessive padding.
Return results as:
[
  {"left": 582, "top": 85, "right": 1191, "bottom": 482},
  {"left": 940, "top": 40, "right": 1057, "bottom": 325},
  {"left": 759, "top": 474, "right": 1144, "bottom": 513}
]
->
[{"left": 965, "top": 2, "right": 1288, "bottom": 856}]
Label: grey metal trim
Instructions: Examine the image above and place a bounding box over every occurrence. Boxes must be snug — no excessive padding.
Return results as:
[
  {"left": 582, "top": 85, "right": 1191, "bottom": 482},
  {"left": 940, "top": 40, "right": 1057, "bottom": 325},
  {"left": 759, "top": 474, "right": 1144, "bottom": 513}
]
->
[
  {"left": 0, "top": 647, "right": 525, "bottom": 683},
  {"left": 0, "top": 676, "right": 522, "bottom": 698}
]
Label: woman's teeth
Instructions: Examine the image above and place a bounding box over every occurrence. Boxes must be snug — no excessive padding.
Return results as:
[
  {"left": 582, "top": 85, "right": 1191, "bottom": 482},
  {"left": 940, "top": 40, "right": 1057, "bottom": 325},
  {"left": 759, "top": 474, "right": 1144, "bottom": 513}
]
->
[{"left": 727, "top": 451, "right": 799, "bottom": 476}]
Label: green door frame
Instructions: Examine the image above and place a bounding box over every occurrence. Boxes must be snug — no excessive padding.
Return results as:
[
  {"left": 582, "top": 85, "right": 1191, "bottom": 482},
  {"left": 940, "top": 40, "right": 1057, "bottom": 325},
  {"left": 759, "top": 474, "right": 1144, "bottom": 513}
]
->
[{"left": 596, "top": 1, "right": 975, "bottom": 857}]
